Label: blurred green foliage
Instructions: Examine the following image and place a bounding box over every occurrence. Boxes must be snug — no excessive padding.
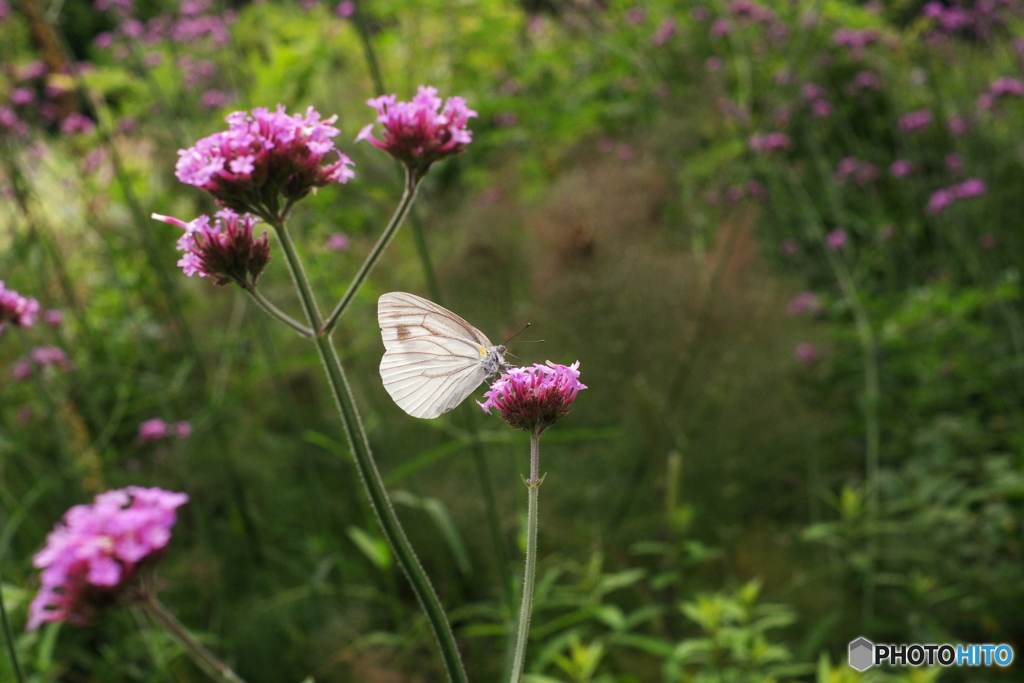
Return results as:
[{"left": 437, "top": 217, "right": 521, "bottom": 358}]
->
[{"left": 2, "top": 0, "right": 1024, "bottom": 680}]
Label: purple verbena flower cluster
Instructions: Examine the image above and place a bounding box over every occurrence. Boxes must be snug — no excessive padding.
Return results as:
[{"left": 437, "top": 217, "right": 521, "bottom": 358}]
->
[
  {"left": 479, "top": 361, "right": 587, "bottom": 435},
  {"left": 356, "top": 86, "right": 478, "bottom": 178},
  {"left": 28, "top": 487, "right": 189, "bottom": 630},
  {"left": 137, "top": 418, "right": 192, "bottom": 444},
  {"left": 927, "top": 178, "right": 987, "bottom": 214},
  {"left": 0, "top": 281, "right": 39, "bottom": 333},
  {"left": 153, "top": 210, "right": 270, "bottom": 286},
  {"left": 835, "top": 157, "right": 879, "bottom": 186},
  {"left": 175, "top": 106, "right": 355, "bottom": 214},
  {"left": 748, "top": 131, "right": 791, "bottom": 153},
  {"left": 977, "top": 76, "right": 1024, "bottom": 109}
]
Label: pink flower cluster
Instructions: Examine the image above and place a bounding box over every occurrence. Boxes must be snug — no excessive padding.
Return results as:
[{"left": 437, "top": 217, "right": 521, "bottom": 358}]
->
[
  {"left": 832, "top": 27, "right": 879, "bottom": 59},
  {"left": 748, "top": 131, "right": 791, "bottom": 153},
  {"left": 927, "top": 178, "right": 987, "bottom": 215},
  {"left": 153, "top": 209, "right": 270, "bottom": 286},
  {"left": 175, "top": 106, "right": 355, "bottom": 213},
  {"left": 898, "top": 109, "right": 933, "bottom": 133},
  {"left": 12, "top": 346, "right": 74, "bottom": 380},
  {"left": 479, "top": 361, "right": 587, "bottom": 434},
  {"left": 977, "top": 76, "right": 1024, "bottom": 110},
  {"left": 0, "top": 281, "right": 39, "bottom": 333},
  {"left": 834, "top": 157, "right": 878, "bottom": 186},
  {"left": 787, "top": 292, "right": 821, "bottom": 316},
  {"left": 28, "top": 487, "right": 189, "bottom": 630},
  {"left": 137, "top": 418, "right": 192, "bottom": 444},
  {"left": 730, "top": 1, "right": 775, "bottom": 23},
  {"left": 356, "top": 86, "right": 477, "bottom": 178}
]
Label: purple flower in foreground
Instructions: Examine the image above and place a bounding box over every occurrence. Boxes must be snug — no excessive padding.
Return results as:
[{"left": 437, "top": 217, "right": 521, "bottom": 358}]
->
[
  {"left": 356, "top": 86, "right": 477, "bottom": 178},
  {"left": 28, "top": 487, "right": 188, "bottom": 630},
  {"left": 152, "top": 210, "right": 270, "bottom": 287},
  {"left": 479, "top": 361, "right": 586, "bottom": 435},
  {"left": 989, "top": 76, "right": 1024, "bottom": 98},
  {"left": 175, "top": 106, "right": 354, "bottom": 214},
  {"left": 826, "top": 229, "right": 847, "bottom": 251},
  {"left": 0, "top": 281, "right": 40, "bottom": 333}
]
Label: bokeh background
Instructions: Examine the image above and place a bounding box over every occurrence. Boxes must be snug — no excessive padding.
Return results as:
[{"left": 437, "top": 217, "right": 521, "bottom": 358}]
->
[{"left": 2, "top": 0, "right": 1024, "bottom": 681}]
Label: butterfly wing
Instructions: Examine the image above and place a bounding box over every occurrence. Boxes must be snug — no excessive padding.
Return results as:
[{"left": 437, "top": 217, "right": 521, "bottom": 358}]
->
[{"left": 378, "top": 292, "right": 494, "bottom": 419}]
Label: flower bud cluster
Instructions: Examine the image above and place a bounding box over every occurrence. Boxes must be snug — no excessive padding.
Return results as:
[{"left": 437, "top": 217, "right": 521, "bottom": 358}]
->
[{"left": 479, "top": 361, "right": 587, "bottom": 435}]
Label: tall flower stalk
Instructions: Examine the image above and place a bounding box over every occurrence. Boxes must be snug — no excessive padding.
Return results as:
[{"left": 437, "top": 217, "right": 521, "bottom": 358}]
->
[
  {"left": 479, "top": 362, "right": 587, "bottom": 681},
  {"left": 157, "top": 96, "right": 476, "bottom": 683}
]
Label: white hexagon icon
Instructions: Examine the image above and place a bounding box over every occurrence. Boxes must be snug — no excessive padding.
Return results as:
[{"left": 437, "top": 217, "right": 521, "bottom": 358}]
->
[{"left": 849, "top": 637, "right": 874, "bottom": 672}]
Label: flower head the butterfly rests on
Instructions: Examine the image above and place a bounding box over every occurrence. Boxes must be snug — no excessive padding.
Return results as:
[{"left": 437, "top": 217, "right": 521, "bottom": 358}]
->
[
  {"left": 479, "top": 361, "right": 587, "bottom": 435},
  {"left": 27, "top": 486, "right": 189, "bottom": 630},
  {"left": 356, "top": 86, "right": 477, "bottom": 178}
]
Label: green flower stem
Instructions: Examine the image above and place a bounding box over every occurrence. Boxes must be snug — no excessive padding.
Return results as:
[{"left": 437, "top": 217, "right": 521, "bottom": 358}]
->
[
  {"left": 266, "top": 216, "right": 469, "bottom": 683},
  {"left": 0, "top": 565, "right": 25, "bottom": 683},
  {"left": 510, "top": 431, "right": 542, "bottom": 683},
  {"left": 243, "top": 287, "right": 313, "bottom": 337},
  {"left": 321, "top": 168, "right": 420, "bottom": 334},
  {"left": 141, "top": 593, "right": 245, "bottom": 683}
]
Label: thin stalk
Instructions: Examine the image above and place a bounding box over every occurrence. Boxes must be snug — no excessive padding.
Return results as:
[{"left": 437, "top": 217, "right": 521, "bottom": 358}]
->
[
  {"left": 509, "top": 432, "right": 542, "bottom": 683},
  {"left": 0, "top": 565, "right": 25, "bottom": 683},
  {"left": 266, "top": 216, "right": 468, "bottom": 683},
  {"left": 142, "top": 594, "right": 245, "bottom": 683},
  {"left": 322, "top": 168, "right": 420, "bottom": 333},
  {"left": 244, "top": 287, "right": 313, "bottom": 337}
]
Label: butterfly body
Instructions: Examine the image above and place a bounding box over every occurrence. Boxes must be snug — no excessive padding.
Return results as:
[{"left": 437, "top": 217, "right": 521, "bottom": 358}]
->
[{"left": 378, "top": 292, "right": 507, "bottom": 419}]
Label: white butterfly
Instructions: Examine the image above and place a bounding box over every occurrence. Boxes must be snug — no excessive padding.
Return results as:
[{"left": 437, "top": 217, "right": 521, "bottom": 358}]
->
[{"left": 378, "top": 292, "right": 508, "bottom": 419}]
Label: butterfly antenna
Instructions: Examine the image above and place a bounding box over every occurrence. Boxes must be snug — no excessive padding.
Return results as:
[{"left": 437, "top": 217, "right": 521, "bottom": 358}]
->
[{"left": 503, "top": 322, "right": 545, "bottom": 345}]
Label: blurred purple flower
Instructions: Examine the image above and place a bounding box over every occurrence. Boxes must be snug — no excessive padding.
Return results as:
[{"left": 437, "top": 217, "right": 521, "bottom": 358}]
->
[
  {"left": 954, "top": 177, "right": 986, "bottom": 198},
  {"left": 0, "top": 1, "right": 10, "bottom": 21},
  {"left": 826, "top": 229, "right": 847, "bottom": 250},
  {"left": 746, "top": 180, "right": 767, "bottom": 201},
  {"left": 811, "top": 99, "right": 833, "bottom": 118},
  {"left": 801, "top": 83, "right": 825, "bottom": 100},
  {"left": 854, "top": 71, "right": 881, "bottom": 89},
  {"left": 60, "top": 113, "right": 95, "bottom": 136},
  {"left": 199, "top": 89, "right": 230, "bottom": 110},
  {"left": 0, "top": 281, "right": 39, "bottom": 333},
  {"left": 43, "top": 309, "right": 63, "bottom": 327},
  {"left": 795, "top": 343, "right": 819, "bottom": 365},
  {"left": 12, "top": 360, "right": 32, "bottom": 381},
  {"left": 710, "top": 18, "right": 731, "bottom": 37},
  {"left": 977, "top": 93, "right": 995, "bottom": 110},
  {"left": 898, "top": 109, "right": 932, "bottom": 133},
  {"left": 335, "top": 0, "right": 355, "bottom": 18},
  {"left": 625, "top": 7, "right": 646, "bottom": 24},
  {"left": 889, "top": 159, "right": 912, "bottom": 178},
  {"left": 787, "top": 292, "right": 820, "bottom": 315},
  {"left": 945, "top": 153, "right": 963, "bottom": 173},
  {"left": 11, "top": 88, "right": 35, "bottom": 105},
  {"left": 833, "top": 27, "right": 878, "bottom": 59},
  {"left": 948, "top": 116, "right": 969, "bottom": 135},
  {"left": 494, "top": 111, "right": 518, "bottom": 128},
  {"left": 748, "top": 131, "right": 791, "bottom": 153},
  {"left": 706, "top": 56, "right": 724, "bottom": 72},
  {"left": 325, "top": 233, "right": 350, "bottom": 252},
  {"left": 989, "top": 76, "right": 1024, "bottom": 97},
  {"left": 691, "top": 6, "right": 709, "bottom": 21},
  {"left": 31, "top": 346, "right": 73, "bottom": 370},
  {"left": 27, "top": 487, "right": 188, "bottom": 630},
  {"left": 779, "top": 238, "right": 799, "bottom": 257},
  {"left": 927, "top": 189, "right": 954, "bottom": 214},
  {"left": 651, "top": 18, "right": 676, "bottom": 46}
]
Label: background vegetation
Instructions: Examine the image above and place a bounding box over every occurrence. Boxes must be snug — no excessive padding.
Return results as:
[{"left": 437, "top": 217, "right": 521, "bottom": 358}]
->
[{"left": 2, "top": 0, "right": 1023, "bottom": 680}]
